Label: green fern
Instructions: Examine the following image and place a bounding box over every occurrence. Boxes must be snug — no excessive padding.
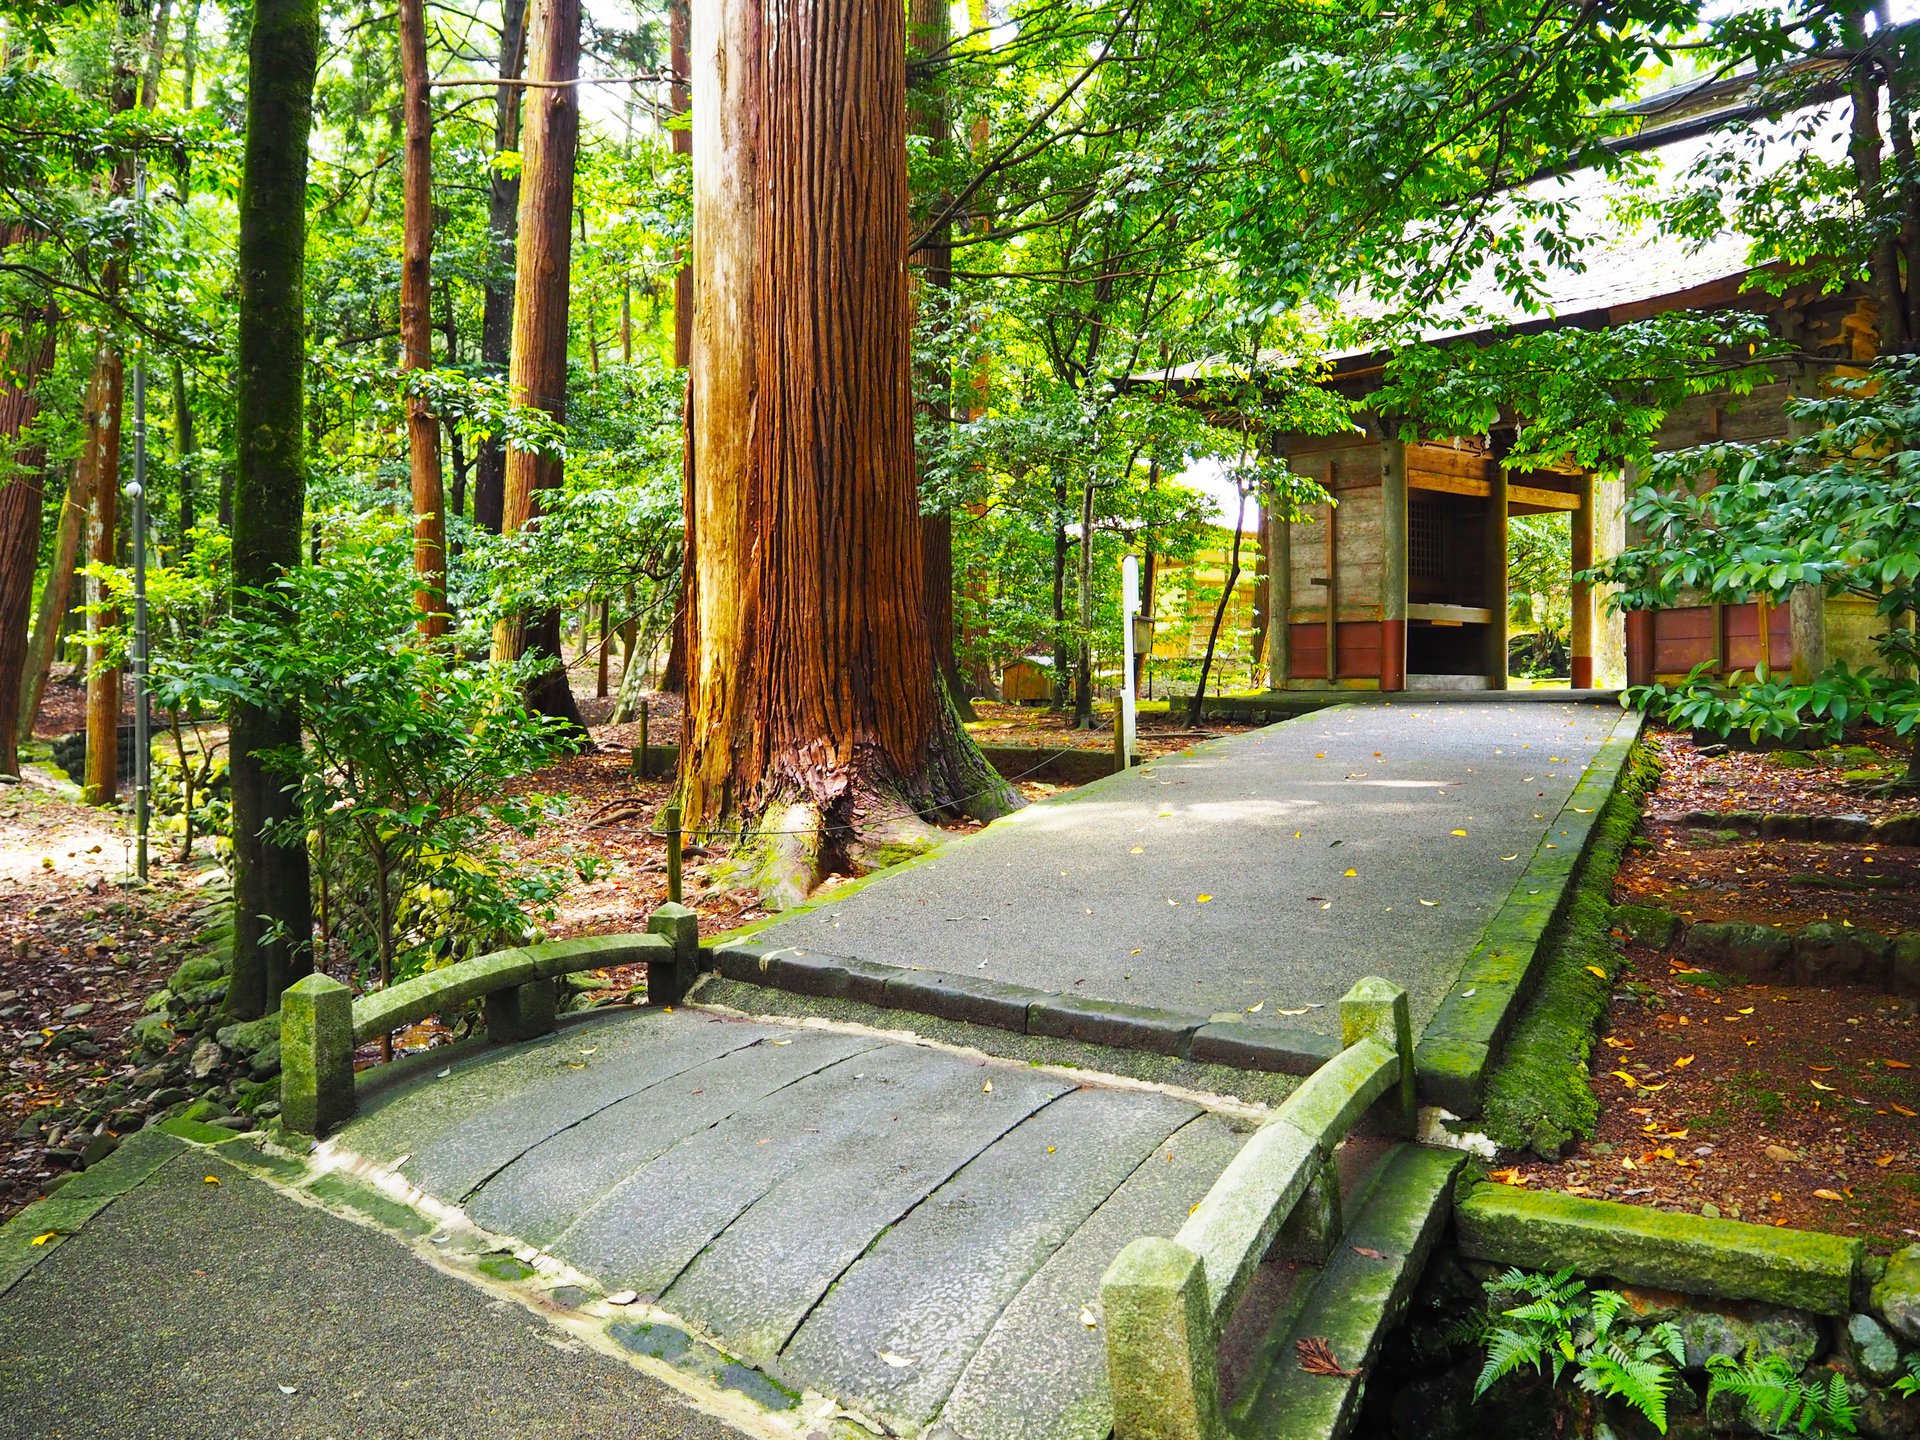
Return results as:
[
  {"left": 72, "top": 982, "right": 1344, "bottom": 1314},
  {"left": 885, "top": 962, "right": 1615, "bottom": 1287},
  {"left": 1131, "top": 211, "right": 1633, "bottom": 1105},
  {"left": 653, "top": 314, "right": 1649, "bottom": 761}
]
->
[
  {"left": 1467, "top": 1268, "right": 1682, "bottom": 1433},
  {"left": 1894, "top": 1352, "right": 1920, "bottom": 1400},
  {"left": 1704, "top": 1352, "right": 1859, "bottom": 1438}
]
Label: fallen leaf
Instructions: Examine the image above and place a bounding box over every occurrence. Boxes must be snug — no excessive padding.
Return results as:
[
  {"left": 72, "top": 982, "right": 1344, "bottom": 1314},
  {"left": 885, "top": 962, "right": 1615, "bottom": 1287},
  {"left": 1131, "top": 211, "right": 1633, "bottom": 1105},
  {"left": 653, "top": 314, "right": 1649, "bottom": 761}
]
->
[
  {"left": 1737, "top": 1007, "right": 1755, "bottom": 1015},
  {"left": 29, "top": 1232, "right": 59, "bottom": 1246},
  {"left": 1500, "top": 854, "right": 1518, "bottom": 861},
  {"left": 436, "top": 1067, "right": 452, "bottom": 1079},
  {"left": 203, "top": 1175, "right": 221, "bottom": 1186},
  {"left": 1810, "top": 1080, "right": 1837, "bottom": 1092},
  {"left": 1080, "top": 1306, "right": 1098, "bottom": 1330},
  {"left": 1351, "top": 1246, "right": 1387, "bottom": 1259},
  {"left": 1875, "top": 1154, "right": 1896, "bottom": 1167},
  {"left": 1419, "top": 899, "right": 1438, "bottom": 907},
  {"left": 1276, "top": 1006, "right": 1313, "bottom": 1015},
  {"left": 982, "top": 1080, "right": 993, "bottom": 1093},
  {"left": 1451, "top": 829, "right": 1468, "bottom": 837},
  {"left": 1343, "top": 868, "right": 1357, "bottom": 877},
  {"left": 1809, "top": 1065, "right": 1834, "bottom": 1072},
  {"left": 606, "top": 1290, "right": 639, "bottom": 1306},
  {"left": 1488, "top": 1167, "right": 1529, "bottom": 1185},
  {"left": 277, "top": 1384, "right": 298, "bottom": 1396},
  {"left": 1892, "top": 1103, "right": 1916, "bottom": 1117},
  {"left": 1610, "top": 1070, "right": 1640, "bottom": 1088},
  {"left": 1812, "top": 1188, "right": 1845, "bottom": 1202},
  {"left": 1673, "top": 1056, "right": 1694, "bottom": 1068},
  {"left": 1886, "top": 1059, "right": 1912, "bottom": 1069},
  {"left": 1130, "top": 847, "right": 1144, "bottom": 854},
  {"left": 1585, "top": 965, "right": 1608, "bottom": 979},
  {"left": 1296, "top": 1337, "right": 1360, "bottom": 1378},
  {"left": 1196, "top": 894, "right": 1212, "bottom": 903},
  {"left": 1247, "top": 1001, "right": 1264, "bottom": 1013},
  {"left": 878, "top": 1351, "right": 915, "bottom": 1368}
]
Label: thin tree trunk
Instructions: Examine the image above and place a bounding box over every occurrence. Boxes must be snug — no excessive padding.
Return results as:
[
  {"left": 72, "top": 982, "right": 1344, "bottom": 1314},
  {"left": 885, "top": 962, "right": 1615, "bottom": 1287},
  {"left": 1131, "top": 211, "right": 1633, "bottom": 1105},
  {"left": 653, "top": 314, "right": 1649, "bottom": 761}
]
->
[
  {"left": 909, "top": 0, "right": 970, "bottom": 720},
  {"left": 657, "top": 0, "right": 692, "bottom": 694},
  {"left": 399, "top": 0, "right": 445, "bottom": 634},
  {"left": 491, "top": 0, "right": 584, "bottom": 733},
  {"left": 685, "top": 0, "right": 1016, "bottom": 907},
  {"left": 473, "top": 0, "right": 529, "bottom": 535},
  {"left": 172, "top": 359, "right": 195, "bottom": 548},
  {"left": 1187, "top": 486, "right": 1250, "bottom": 727},
  {"left": 228, "top": 0, "right": 319, "bottom": 1018},
  {"left": 17, "top": 455, "right": 91, "bottom": 742},
  {"left": 81, "top": 346, "right": 123, "bottom": 806},
  {"left": 1051, "top": 479, "right": 1069, "bottom": 707},
  {"left": 0, "top": 308, "right": 60, "bottom": 775},
  {"left": 1073, "top": 477, "right": 1096, "bottom": 729}
]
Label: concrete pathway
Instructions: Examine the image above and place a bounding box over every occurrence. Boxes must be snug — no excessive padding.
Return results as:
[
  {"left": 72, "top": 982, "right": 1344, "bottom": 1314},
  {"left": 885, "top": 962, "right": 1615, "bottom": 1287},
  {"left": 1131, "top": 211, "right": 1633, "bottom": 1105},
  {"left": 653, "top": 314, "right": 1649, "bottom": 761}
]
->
[
  {"left": 746, "top": 698, "right": 1628, "bottom": 1042},
  {"left": 336, "top": 1007, "right": 1251, "bottom": 1440},
  {"left": 0, "top": 1130, "right": 757, "bottom": 1440}
]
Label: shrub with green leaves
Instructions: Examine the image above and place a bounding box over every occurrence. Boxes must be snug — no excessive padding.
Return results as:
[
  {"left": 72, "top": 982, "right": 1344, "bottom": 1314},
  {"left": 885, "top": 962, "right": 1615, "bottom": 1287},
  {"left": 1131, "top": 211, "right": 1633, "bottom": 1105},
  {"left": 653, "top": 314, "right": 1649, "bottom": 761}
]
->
[
  {"left": 174, "top": 512, "right": 577, "bottom": 990},
  {"left": 1465, "top": 1267, "right": 1686, "bottom": 1434}
]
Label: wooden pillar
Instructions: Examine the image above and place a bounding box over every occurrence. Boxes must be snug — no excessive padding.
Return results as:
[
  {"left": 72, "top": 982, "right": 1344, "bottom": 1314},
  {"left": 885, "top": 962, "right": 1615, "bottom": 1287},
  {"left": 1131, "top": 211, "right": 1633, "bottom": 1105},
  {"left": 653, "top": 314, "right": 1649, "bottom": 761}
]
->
[
  {"left": 1569, "top": 471, "right": 1594, "bottom": 689},
  {"left": 1484, "top": 463, "right": 1508, "bottom": 689},
  {"left": 1267, "top": 487, "right": 1291, "bottom": 689},
  {"left": 1757, "top": 595, "right": 1773, "bottom": 673},
  {"left": 1380, "top": 437, "right": 1407, "bottom": 691},
  {"left": 1323, "top": 496, "right": 1338, "bottom": 680}
]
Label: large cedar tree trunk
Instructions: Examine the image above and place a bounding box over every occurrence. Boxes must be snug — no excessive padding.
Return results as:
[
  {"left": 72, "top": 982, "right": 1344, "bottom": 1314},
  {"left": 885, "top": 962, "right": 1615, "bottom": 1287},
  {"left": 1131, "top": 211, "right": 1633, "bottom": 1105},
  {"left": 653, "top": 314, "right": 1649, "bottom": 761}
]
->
[
  {"left": 399, "top": 0, "right": 445, "bottom": 633},
  {"left": 491, "top": 0, "right": 584, "bottom": 732},
  {"left": 16, "top": 454, "right": 91, "bottom": 741},
  {"left": 80, "top": 347, "right": 123, "bottom": 806},
  {"left": 686, "top": 0, "right": 1016, "bottom": 907},
  {"left": 228, "top": 0, "right": 319, "bottom": 1018},
  {"left": 0, "top": 309, "right": 60, "bottom": 776},
  {"left": 473, "top": 0, "right": 529, "bottom": 535}
]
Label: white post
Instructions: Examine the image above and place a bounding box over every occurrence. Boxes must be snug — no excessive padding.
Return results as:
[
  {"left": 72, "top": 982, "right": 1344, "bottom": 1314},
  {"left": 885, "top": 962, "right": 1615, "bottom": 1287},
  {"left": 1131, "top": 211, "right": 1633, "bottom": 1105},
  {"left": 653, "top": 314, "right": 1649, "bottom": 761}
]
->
[{"left": 1121, "top": 555, "right": 1140, "bottom": 765}]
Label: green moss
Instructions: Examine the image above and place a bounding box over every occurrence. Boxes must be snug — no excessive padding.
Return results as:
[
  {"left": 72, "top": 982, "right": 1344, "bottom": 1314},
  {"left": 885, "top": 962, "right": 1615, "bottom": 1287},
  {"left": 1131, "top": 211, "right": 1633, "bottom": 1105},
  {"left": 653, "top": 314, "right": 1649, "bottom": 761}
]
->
[
  {"left": 1762, "top": 750, "right": 1823, "bottom": 770},
  {"left": 1478, "top": 738, "right": 1660, "bottom": 1158}
]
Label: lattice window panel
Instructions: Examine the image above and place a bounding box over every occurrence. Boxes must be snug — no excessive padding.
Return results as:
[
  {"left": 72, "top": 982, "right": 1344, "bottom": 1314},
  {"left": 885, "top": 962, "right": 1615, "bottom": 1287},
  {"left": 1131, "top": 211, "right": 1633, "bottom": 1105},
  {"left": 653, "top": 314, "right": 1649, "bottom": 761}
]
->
[{"left": 1409, "top": 494, "right": 1446, "bottom": 590}]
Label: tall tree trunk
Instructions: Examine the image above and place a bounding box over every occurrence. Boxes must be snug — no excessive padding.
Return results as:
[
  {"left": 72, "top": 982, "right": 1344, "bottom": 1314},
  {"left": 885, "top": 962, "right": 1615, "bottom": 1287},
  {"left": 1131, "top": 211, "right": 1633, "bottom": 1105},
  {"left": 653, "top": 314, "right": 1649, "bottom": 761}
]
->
[
  {"left": 1073, "top": 477, "right": 1095, "bottom": 729},
  {"left": 491, "top": 0, "right": 584, "bottom": 732},
  {"left": 228, "top": 0, "right": 319, "bottom": 1019},
  {"left": 686, "top": 0, "right": 1016, "bottom": 907},
  {"left": 0, "top": 309, "right": 60, "bottom": 776},
  {"left": 1187, "top": 485, "right": 1250, "bottom": 727},
  {"left": 172, "top": 359, "right": 195, "bottom": 548},
  {"left": 17, "top": 455, "right": 91, "bottom": 742},
  {"left": 80, "top": 346, "right": 123, "bottom": 806},
  {"left": 909, "top": 0, "right": 970, "bottom": 719},
  {"left": 473, "top": 0, "right": 529, "bottom": 535},
  {"left": 657, "top": 0, "right": 692, "bottom": 694},
  {"left": 399, "top": 0, "right": 445, "bottom": 634},
  {"left": 1051, "top": 479, "right": 1070, "bottom": 707}
]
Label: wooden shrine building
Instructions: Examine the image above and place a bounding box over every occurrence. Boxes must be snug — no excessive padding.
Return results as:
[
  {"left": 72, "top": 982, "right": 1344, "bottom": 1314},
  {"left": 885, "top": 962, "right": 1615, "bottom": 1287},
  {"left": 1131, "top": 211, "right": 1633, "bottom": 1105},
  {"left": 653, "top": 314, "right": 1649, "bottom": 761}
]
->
[{"left": 1257, "top": 89, "right": 1886, "bottom": 695}]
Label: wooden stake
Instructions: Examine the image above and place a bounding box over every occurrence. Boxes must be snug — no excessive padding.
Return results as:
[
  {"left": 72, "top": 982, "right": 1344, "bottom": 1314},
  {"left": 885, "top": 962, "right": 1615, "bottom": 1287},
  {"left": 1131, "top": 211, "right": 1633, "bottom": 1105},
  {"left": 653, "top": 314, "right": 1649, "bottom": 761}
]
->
[{"left": 664, "top": 800, "right": 683, "bottom": 902}]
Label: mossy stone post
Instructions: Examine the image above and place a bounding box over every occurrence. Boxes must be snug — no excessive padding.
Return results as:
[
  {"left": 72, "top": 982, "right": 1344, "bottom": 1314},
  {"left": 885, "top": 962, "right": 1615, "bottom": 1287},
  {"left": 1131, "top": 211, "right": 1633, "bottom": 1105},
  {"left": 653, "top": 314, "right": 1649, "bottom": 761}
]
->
[
  {"left": 280, "top": 973, "right": 354, "bottom": 1136},
  {"left": 664, "top": 801, "right": 683, "bottom": 902},
  {"left": 1102, "top": 1236, "right": 1224, "bottom": 1440},
  {"left": 485, "top": 977, "right": 557, "bottom": 1043},
  {"left": 1341, "top": 976, "right": 1414, "bottom": 1137},
  {"left": 647, "top": 900, "right": 699, "bottom": 1005}
]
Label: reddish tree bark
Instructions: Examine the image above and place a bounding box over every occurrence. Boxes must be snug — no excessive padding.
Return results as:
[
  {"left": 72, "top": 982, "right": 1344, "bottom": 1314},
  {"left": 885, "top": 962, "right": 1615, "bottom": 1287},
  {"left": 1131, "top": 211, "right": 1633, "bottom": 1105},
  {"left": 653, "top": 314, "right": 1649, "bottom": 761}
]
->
[
  {"left": 399, "top": 0, "right": 445, "bottom": 633},
  {"left": 473, "top": 0, "right": 529, "bottom": 535},
  {"left": 492, "top": 0, "right": 584, "bottom": 731},
  {"left": 685, "top": 0, "right": 1014, "bottom": 906},
  {"left": 0, "top": 307, "right": 60, "bottom": 776}
]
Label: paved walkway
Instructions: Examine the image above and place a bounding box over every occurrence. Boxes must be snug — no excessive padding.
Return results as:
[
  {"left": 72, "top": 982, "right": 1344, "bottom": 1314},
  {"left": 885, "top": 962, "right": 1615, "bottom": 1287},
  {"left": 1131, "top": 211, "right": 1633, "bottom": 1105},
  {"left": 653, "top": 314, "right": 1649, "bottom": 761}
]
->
[
  {"left": 0, "top": 697, "right": 1641, "bottom": 1440},
  {"left": 339, "top": 1007, "right": 1250, "bottom": 1440},
  {"left": 747, "top": 698, "right": 1628, "bottom": 1042}
]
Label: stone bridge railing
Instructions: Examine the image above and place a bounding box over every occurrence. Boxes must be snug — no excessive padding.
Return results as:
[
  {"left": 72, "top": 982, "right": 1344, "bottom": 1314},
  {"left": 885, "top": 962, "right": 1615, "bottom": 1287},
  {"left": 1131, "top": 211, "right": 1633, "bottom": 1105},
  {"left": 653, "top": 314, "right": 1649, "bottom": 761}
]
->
[
  {"left": 278, "top": 904, "right": 700, "bottom": 1137},
  {"left": 1100, "top": 977, "right": 1415, "bottom": 1440}
]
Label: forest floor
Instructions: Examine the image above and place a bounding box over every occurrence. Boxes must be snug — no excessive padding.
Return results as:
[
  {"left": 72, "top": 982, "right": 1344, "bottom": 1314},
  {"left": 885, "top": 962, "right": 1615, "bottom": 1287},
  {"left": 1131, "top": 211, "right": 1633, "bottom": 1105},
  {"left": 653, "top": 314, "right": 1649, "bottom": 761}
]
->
[{"left": 1507, "top": 726, "right": 1920, "bottom": 1248}]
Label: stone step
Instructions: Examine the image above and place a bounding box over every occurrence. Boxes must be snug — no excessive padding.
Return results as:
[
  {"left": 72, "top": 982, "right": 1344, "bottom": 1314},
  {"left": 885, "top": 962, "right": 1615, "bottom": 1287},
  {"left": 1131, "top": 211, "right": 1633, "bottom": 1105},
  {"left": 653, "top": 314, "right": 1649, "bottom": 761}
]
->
[{"left": 1235, "top": 1143, "right": 1465, "bottom": 1440}]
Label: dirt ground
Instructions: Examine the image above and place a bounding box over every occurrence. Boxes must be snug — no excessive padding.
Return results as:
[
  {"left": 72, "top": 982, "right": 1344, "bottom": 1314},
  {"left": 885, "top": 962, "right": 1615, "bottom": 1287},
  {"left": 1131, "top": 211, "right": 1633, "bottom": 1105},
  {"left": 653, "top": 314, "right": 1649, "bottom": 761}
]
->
[
  {"left": 0, "top": 767, "right": 212, "bottom": 1217},
  {"left": 1509, "top": 726, "right": 1920, "bottom": 1248}
]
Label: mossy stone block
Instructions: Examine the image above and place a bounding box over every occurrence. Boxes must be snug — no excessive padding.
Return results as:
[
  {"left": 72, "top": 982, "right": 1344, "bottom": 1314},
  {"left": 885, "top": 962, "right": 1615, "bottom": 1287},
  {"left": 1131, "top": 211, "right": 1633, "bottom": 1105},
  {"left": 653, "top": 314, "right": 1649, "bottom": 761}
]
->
[
  {"left": 280, "top": 973, "right": 354, "bottom": 1138},
  {"left": 1871, "top": 813, "right": 1920, "bottom": 846},
  {"left": 1870, "top": 1244, "right": 1920, "bottom": 1343},
  {"left": 1611, "top": 904, "right": 1681, "bottom": 947},
  {"left": 1891, "top": 935, "right": 1920, "bottom": 997},
  {"left": 1683, "top": 921, "right": 1793, "bottom": 982},
  {"left": 1792, "top": 922, "right": 1891, "bottom": 987},
  {"left": 1762, "top": 750, "right": 1822, "bottom": 770},
  {"left": 485, "top": 979, "right": 557, "bottom": 1043},
  {"left": 1100, "top": 1237, "right": 1225, "bottom": 1440},
  {"left": 1413, "top": 1036, "right": 1488, "bottom": 1116},
  {"left": 1456, "top": 1183, "right": 1861, "bottom": 1314}
]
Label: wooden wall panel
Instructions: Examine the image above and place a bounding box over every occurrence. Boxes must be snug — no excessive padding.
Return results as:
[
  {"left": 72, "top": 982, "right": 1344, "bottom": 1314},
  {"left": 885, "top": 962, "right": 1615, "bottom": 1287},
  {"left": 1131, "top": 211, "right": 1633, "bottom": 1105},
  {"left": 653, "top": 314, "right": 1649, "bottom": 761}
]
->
[{"left": 1336, "top": 620, "right": 1383, "bottom": 679}]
